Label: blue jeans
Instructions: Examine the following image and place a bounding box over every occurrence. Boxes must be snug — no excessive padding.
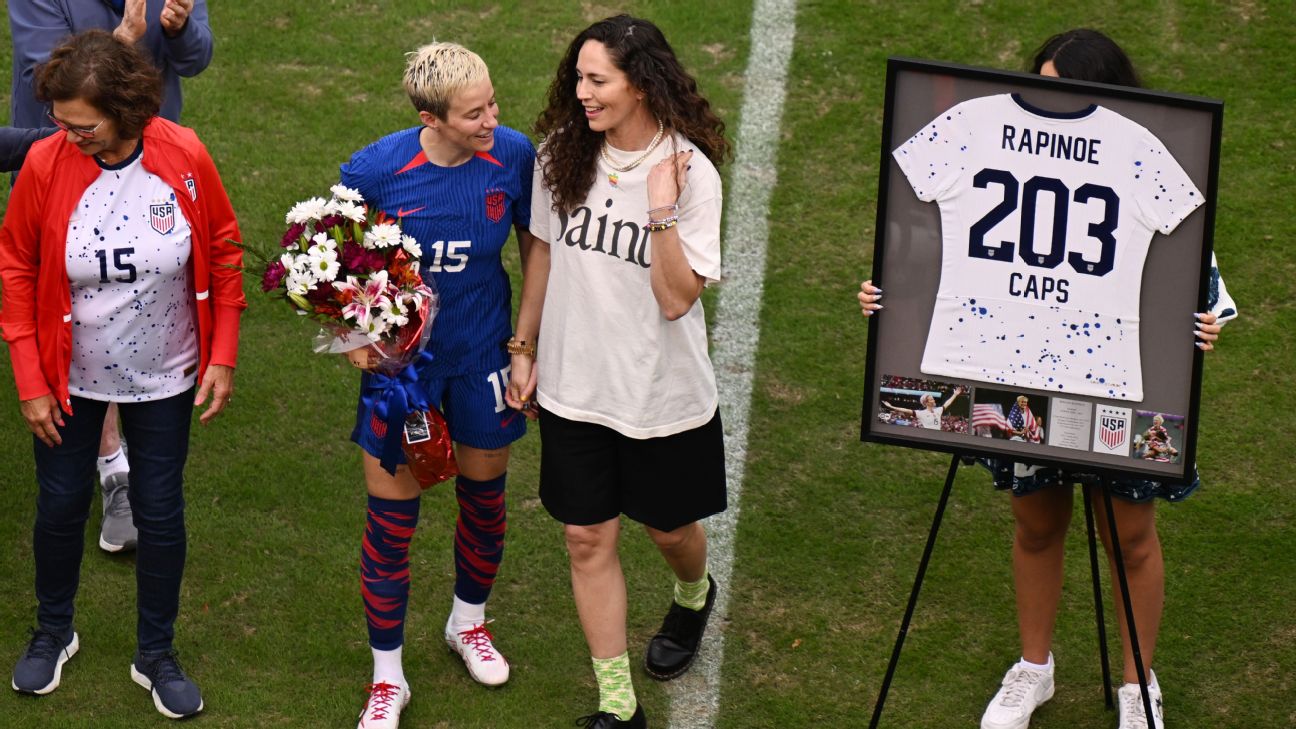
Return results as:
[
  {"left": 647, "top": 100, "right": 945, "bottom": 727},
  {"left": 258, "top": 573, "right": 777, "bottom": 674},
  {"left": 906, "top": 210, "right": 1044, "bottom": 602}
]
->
[{"left": 32, "top": 389, "right": 193, "bottom": 653}]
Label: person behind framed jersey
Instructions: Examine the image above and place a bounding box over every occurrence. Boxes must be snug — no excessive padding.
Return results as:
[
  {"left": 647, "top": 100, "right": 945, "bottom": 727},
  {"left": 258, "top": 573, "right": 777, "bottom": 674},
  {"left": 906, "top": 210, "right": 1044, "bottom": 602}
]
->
[
  {"left": 0, "top": 29, "right": 243, "bottom": 719},
  {"left": 883, "top": 386, "right": 964, "bottom": 430},
  {"left": 858, "top": 28, "right": 1238, "bottom": 729},
  {"left": 506, "top": 15, "right": 730, "bottom": 728},
  {"left": 339, "top": 41, "right": 538, "bottom": 729}
]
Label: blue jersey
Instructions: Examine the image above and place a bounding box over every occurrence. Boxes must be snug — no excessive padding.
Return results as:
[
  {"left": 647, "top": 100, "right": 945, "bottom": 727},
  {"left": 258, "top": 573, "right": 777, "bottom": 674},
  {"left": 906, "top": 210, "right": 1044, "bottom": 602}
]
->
[{"left": 340, "top": 125, "right": 534, "bottom": 377}]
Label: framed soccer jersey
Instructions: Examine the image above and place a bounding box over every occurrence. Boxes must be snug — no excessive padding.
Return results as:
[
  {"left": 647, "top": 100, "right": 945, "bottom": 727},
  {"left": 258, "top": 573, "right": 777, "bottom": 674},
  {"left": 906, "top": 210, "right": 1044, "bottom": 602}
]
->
[{"left": 861, "top": 58, "right": 1224, "bottom": 483}]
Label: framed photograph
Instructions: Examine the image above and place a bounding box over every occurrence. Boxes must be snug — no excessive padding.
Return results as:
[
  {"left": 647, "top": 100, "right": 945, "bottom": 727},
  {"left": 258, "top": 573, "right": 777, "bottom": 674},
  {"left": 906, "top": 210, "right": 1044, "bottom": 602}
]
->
[{"left": 860, "top": 58, "right": 1223, "bottom": 483}]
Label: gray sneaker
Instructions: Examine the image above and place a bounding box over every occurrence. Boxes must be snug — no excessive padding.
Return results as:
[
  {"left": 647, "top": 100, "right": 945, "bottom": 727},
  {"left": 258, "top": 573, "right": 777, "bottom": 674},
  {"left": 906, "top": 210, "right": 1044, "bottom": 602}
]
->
[{"left": 99, "top": 471, "right": 137, "bottom": 553}]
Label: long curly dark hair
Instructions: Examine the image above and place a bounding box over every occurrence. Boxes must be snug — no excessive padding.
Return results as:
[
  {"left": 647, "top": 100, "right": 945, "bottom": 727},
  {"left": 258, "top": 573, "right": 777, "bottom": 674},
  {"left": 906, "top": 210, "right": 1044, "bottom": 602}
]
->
[{"left": 534, "top": 15, "right": 731, "bottom": 212}]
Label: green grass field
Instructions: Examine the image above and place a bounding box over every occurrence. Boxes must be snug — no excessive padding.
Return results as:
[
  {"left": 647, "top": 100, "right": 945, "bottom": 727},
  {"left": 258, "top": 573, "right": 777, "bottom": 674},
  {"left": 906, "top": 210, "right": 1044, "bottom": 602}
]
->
[{"left": 1, "top": 1, "right": 1293, "bottom": 727}]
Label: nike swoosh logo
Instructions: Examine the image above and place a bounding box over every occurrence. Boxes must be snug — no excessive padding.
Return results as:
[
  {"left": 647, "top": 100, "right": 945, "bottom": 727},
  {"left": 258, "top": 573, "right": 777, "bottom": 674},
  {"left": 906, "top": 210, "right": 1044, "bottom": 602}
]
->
[{"left": 397, "top": 206, "right": 425, "bottom": 218}]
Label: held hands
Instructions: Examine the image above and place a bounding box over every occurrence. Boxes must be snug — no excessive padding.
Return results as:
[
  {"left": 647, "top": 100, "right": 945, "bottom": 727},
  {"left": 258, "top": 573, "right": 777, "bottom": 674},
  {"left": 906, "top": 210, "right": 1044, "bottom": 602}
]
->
[
  {"left": 647, "top": 150, "right": 694, "bottom": 209},
  {"left": 504, "top": 354, "right": 538, "bottom": 420},
  {"left": 858, "top": 280, "right": 883, "bottom": 316},
  {"left": 194, "top": 364, "right": 234, "bottom": 424},
  {"left": 160, "top": 0, "right": 194, "bottom": 37},
  {"left": 113, "top": 0, "right": 147, "bottom": 44},
  {"left": 20, "top": 394, "right": 65, "bottom": 447}
]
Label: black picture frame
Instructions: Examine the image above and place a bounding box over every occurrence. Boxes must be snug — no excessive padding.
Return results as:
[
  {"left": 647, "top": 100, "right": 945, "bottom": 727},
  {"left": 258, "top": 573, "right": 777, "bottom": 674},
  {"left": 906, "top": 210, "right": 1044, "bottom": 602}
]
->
[{"left": 860, "top": 58, "right": 1224, "bottom": 484}]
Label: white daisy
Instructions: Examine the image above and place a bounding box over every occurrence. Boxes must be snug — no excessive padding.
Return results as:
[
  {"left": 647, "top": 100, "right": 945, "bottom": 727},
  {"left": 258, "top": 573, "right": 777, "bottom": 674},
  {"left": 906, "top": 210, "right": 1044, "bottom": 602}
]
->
[
  {"left": 333, "top": 200, "right": 366, "bottom": 223},
  {"left": 363, "top": 315, "right": 392, "bottom": 341},
  {"left": 363, "top": 222, "right": 403, "bottom": 250},
  {"left": 378, "top": 295, "right": 409, "bottom": 327},
  {"left": 330, "top": 184, "right": 364, "bottom": 203},
  {"left": 307, "top": 245, "right": 340, "bottom": 283},
  {"left": 401, "top": 234, "right": 421, "bottom": 257},
  {"left": 310, "top": 231, "right": 336, "bottom": 251},
  {"left": 285, "top": 196, "right": 328, "bottom": 225}
]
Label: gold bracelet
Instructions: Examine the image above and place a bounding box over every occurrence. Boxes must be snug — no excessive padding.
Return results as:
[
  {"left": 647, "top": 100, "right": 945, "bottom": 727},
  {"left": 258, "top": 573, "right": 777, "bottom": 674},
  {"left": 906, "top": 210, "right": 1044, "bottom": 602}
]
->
[
  {"left": 506, "top": 336, "right": 536, "bottom": 357},
  {"left": 645, "top": 217, "right": 679, "bottom": 233}
]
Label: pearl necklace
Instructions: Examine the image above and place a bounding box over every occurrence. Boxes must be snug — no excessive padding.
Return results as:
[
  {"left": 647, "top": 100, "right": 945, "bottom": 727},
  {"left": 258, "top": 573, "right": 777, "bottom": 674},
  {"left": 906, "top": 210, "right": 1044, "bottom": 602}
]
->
[{"left": 600, "top": 118, "right": 665, "bottom": 173}]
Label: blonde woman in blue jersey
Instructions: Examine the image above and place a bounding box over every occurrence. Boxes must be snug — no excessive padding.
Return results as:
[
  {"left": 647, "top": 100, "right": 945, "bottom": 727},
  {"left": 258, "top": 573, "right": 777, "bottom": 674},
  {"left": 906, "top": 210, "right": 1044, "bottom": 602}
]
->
[
  {"left": 339, "top": 42, "right": 538, "bottom": 729},
  {"left": 861, "top": 29, "right": 1237, "bottom": 729}
]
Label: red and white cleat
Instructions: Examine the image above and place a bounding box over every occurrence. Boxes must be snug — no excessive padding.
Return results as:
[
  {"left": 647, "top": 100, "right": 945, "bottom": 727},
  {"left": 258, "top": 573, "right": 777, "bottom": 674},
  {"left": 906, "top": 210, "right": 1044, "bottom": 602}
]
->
[
  {"left": 445, "top": 621, "right": 510, "bottom": 686},
  {"left": 358, "top": 681, "right": 410, "bottom": 729}
]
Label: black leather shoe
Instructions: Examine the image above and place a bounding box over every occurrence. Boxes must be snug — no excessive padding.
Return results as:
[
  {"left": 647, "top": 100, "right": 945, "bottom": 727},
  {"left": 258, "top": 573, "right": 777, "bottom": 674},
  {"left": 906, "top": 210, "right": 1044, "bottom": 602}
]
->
[
  {"left": 644, "top": 575, "right": 717, "bottom": 680},
  {"left": 575, "top": 704, "right": 647, "bottom": 728}
]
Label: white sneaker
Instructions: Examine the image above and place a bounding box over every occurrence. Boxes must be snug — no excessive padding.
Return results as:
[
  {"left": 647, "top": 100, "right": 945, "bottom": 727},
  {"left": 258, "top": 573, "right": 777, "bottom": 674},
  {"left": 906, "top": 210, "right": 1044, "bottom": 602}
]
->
[
  {"left": 445, "top": 620, "right": 509, "bottom": 686},
  {"left": 1118, "top": 670, "right": 1164, "bottom": 729},
  {"left": 357, "top": 681, "right": 409, "bottom": 728},
  {"left": 981, "top": 658, "right": 1055, "bottom": 729}
]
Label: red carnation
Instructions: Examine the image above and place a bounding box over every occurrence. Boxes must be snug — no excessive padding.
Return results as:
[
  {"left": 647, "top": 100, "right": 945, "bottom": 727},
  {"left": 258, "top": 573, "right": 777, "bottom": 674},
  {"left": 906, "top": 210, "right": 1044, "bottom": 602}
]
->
[
  {"left": 261, "top": 260, "right": 287, "bottom": 291},
  {"left": 317, "top": 215, "right": 344, "bottom": 233},
  {"left": 341, "top": 241, "right": 385, "bottom": 273},
  {"left": 281, "top": 223, "right": 306, "bottom": 248}
]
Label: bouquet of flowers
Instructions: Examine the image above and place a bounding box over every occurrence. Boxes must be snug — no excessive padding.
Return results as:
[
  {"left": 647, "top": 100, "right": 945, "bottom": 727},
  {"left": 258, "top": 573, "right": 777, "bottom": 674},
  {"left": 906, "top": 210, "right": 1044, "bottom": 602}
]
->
[{"left": 256, "top": 184, "right": 456, "bottom": 486}]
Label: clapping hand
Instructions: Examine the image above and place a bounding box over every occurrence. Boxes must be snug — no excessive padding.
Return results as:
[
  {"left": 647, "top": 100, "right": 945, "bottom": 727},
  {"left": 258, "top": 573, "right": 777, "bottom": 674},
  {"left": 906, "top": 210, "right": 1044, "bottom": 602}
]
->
[
  {"left": 113, "top": 0, "right": 147, "bottom": 44},
  {"left": 160, "top": 0, "right": 194, "bottom": 37}
]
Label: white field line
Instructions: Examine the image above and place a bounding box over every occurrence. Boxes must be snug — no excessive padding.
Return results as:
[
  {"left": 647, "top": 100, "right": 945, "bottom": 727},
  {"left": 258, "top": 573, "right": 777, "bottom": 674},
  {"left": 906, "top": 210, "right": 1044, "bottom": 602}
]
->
[{"left": 666, "top": 0, "right": 798, "bottom": 726}]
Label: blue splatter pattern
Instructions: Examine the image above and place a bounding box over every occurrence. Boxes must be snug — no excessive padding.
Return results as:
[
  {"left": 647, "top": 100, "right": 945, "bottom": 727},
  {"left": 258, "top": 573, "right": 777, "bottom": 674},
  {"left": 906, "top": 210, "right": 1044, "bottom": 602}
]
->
[{"left": 65, "top": 148, "right": 197, "bottom": 402}]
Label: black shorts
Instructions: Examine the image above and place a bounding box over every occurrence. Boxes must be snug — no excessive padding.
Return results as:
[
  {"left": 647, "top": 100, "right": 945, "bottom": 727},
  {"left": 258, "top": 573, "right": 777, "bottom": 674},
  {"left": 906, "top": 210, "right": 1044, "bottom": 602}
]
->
[{"left": 538, "top": 407, "right": 727, "bottom": 532}]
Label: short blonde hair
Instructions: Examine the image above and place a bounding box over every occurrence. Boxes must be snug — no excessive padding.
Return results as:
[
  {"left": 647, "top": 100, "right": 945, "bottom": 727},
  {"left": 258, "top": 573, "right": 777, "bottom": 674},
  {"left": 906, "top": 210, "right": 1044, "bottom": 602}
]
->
[{"left": 403, "top": 42, "right": 489, "bottom": 119}]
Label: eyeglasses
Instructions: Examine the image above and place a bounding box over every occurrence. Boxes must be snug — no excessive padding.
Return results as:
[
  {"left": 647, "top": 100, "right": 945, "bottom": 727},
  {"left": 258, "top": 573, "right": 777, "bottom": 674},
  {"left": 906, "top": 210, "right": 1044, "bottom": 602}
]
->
[{"left": 46, "top": 109, "right": 107, "bottom": 139}]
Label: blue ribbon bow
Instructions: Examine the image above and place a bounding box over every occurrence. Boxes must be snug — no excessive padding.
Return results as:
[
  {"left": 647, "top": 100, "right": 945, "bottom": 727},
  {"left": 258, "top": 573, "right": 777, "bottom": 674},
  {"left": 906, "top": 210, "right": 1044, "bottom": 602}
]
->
[{"left": 361, "top": 351, "right": 434, "bottom": 476}]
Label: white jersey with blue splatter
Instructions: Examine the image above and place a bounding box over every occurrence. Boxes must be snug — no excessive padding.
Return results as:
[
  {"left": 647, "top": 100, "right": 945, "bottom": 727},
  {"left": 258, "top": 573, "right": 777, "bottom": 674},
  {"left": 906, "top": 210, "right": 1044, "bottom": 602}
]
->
[
  {"left": 894, "top": 93, "right": 1203, "bottom": 400},
  {"left": 65, "top": 149, "right": 197, "bottom": 402}
]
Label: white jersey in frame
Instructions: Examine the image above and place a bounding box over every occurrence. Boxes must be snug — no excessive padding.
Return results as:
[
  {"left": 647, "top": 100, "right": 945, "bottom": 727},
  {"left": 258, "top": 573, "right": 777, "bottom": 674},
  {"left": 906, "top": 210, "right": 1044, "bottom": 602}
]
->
[{"left": 893, "top": 93, "right": 1204, "bottom": 401}]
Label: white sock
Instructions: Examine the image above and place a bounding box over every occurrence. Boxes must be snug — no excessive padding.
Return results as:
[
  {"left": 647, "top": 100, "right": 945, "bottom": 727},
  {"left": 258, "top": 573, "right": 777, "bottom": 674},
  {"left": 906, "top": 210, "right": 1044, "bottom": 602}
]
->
[
  {"left": 372, "top": 646, "right": 405, "bottom": 687},
  {"left": 448, "top": 595, "right": 486, "bottom": 630},
  {"left": 97, "top": 447, "right": 129, "bottom": 480},
  {"left": 1020, "top": 653, "right": 1053, "bottom": 672}
]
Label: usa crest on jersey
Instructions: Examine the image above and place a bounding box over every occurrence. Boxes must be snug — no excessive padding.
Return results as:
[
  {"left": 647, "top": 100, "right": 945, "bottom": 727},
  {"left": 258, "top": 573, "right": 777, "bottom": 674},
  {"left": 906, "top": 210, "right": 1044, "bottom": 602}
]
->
[
  {"left": 484, "top": 189, "right": 505, "bottom": 223},
  {"left": 150, "top": 202, "right": 176, "bottom": 235}
]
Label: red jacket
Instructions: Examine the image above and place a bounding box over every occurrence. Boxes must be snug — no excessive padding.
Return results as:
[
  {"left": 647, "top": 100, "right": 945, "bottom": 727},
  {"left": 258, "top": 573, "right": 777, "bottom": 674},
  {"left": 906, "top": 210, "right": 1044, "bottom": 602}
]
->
[{"left": 0, "top": 117, "right": 245, "bottom": 413}]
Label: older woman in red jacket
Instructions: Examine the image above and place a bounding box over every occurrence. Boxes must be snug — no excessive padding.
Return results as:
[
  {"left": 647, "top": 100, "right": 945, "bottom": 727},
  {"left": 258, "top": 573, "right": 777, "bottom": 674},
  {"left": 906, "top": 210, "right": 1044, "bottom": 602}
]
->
[{"left": 0, "top": 30, "right": 243, "bottom": 719}]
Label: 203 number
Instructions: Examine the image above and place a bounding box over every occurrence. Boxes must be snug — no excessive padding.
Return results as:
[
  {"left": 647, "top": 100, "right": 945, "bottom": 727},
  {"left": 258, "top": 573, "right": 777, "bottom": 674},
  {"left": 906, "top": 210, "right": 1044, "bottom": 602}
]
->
[{"left": 968, "top": 169, "right": 1119, "bottom": 277}]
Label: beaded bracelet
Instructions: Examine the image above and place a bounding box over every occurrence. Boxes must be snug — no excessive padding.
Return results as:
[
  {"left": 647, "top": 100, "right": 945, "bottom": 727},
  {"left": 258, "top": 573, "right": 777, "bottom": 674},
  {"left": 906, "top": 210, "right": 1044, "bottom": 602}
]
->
[
  {"left": 645, "top": 216, "right": 679, "bottom": 233},
  {"left": 505, "top": 336, "right": 536, "bottom": 357}
]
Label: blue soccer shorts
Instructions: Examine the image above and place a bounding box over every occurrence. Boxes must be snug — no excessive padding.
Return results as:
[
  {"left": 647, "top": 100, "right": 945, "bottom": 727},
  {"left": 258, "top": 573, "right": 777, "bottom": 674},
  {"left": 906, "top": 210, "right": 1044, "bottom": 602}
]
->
[{"left": 352, "top": 363, "right": 527, "bottom": 460}]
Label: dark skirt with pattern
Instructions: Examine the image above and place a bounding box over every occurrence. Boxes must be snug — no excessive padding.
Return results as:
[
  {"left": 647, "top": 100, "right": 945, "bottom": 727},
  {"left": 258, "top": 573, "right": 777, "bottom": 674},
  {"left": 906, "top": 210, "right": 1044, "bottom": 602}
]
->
[{"left": 976, "top": 458, "right": 1201, "bottom": 503}]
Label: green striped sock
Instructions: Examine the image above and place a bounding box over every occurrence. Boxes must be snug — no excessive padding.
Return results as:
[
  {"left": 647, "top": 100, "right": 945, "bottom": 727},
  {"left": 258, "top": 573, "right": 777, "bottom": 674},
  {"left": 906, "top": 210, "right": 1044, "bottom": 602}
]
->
[
  {"left": 592, "top": 652, "right": 636, "bottom": 721},
  {"left": 674, "top": 568, "right": 710, "bottom": 611}
]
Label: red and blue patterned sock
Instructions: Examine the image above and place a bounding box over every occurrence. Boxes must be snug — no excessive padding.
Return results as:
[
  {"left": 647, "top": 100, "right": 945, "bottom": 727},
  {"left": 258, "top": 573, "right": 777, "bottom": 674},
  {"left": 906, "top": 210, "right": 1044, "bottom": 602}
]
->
[
  {"left": 452, "top": 474, "right": 507, "bottom": 604},
  {"left": 360, "top": 495, "right": 420, "bottom": 650}
]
